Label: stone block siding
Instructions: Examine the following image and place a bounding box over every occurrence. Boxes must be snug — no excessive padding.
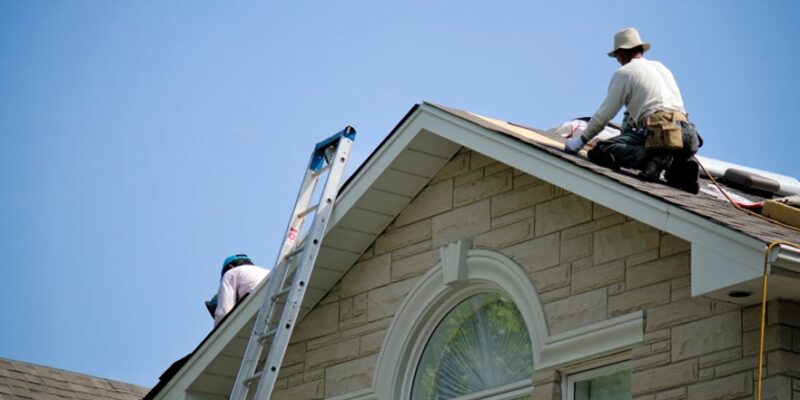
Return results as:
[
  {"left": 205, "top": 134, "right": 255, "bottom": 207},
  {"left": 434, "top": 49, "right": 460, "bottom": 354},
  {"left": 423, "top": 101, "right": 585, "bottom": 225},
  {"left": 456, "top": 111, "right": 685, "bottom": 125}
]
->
[{"left": 272, "top": 148, "right": 800, "bottom": 399}]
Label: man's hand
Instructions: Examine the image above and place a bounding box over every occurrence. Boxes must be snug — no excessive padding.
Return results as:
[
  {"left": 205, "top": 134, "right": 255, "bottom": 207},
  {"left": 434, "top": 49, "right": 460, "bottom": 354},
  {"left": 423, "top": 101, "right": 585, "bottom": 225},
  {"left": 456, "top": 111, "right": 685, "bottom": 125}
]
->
[{"left": 564, "top": 135, "right": 587, "bottom": 154}]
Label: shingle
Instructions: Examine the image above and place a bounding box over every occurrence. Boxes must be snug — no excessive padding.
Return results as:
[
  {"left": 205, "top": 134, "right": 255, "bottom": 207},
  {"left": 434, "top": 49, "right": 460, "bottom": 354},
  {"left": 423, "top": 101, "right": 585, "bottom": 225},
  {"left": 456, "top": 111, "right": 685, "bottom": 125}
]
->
[
  {"left": 0, "top": 357, "right": 149, "bottom": 400},
  {"left": 429, "top": 103, "right": 800, "bottom": 245},
  {"left": 0, "top": 384, "right": 14, "bottom": 395}
]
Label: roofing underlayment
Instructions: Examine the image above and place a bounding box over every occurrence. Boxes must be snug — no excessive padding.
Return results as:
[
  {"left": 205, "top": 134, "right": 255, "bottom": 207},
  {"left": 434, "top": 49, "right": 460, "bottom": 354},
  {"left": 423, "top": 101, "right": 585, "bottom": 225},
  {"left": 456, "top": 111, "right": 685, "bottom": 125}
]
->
[{"left": 0, "top": 357, "right": 150, "bottom": 400}]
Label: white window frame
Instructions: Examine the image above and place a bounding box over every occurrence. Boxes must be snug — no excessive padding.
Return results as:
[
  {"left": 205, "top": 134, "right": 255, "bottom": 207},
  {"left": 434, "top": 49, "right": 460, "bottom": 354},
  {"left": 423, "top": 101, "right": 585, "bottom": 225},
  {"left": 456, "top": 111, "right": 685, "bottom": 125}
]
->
[
  {"left": 367, "top": 247, "right": 643, "bottom": 400},
  {"left": 373, "top": 247, "right": 544, "bottom": 400},
  {"left": 563, "top": 361, "right": 632, "bottom": 400},
  {"left": 447, "top": 379, "right": 532, "bottom": 400},
  {"left": 409, "top": 290, "right": 534, "bottom": 400}
]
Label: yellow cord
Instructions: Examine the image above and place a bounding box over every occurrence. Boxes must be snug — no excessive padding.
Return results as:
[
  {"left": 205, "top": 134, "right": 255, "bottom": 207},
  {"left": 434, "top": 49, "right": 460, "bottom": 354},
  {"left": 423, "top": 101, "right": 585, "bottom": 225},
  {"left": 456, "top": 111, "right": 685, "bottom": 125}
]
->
[
  {"left": 757, "top": 241, "right": 799, "bottom": 400},
  {"left": 694, "top": 157, "right": 800, "bottom": 234},
  {"left": 693, "top": 157, "right": 800, "bottom": 400}
]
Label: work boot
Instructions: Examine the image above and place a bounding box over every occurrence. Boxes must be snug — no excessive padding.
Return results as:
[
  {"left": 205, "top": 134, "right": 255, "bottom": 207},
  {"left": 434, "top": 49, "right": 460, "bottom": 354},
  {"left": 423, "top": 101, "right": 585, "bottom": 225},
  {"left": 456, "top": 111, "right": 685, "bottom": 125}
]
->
[
  {"left": 640, "top": 152, "right": 673, "bottom": 182},
  {"left": 639, "top": 160, "right": 662, "bottom": 182},
  {"left": 665, "top": 159, "right": 700, "bottom": 194},
  {"left": 587, "top": 147, "right": 619, "bottom": 171}
]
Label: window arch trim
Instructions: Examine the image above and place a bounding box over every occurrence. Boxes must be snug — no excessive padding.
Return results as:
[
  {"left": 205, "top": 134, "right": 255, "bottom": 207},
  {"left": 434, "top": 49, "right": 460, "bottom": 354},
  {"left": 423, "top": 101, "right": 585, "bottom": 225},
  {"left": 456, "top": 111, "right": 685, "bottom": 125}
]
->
[
  {"left": 373, "top": 249, "right": 546, "bottom": 400},
  {"left": 369, "top": 248, "right": 644, "bottom": 400}
]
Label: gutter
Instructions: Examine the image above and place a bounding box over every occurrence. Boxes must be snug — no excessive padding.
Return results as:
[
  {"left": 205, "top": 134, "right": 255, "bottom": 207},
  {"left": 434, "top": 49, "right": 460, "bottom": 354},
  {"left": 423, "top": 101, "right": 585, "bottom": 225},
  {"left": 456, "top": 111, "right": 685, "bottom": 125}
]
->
[{"left": 769, "top": 243, "right": 800, "bottom": 279}]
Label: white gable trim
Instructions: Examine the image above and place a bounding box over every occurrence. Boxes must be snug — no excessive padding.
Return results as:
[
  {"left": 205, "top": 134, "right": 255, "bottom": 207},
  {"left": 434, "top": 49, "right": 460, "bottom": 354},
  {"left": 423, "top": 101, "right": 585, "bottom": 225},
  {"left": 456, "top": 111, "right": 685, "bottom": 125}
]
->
[{"left": 415, "top": 105, "right": 767, "bottom": 295}]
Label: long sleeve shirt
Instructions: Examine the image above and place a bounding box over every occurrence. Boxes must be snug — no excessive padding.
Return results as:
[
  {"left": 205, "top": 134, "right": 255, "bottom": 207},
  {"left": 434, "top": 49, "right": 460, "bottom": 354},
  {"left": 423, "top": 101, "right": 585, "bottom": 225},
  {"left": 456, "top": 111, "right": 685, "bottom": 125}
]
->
[
  {"left": 214, "top": 264, "right": 270, "bottom": 326},
  {"left": 582, "top": 57, "right": 686, "bottom": 141}
]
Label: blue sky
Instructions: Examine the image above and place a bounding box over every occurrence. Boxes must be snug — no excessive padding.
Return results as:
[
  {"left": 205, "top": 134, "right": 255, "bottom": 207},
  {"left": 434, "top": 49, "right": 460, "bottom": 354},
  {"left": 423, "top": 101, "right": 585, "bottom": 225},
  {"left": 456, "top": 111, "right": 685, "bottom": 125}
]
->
[{"left": 1, "top": 1, "right": 798, "bottom": 388}]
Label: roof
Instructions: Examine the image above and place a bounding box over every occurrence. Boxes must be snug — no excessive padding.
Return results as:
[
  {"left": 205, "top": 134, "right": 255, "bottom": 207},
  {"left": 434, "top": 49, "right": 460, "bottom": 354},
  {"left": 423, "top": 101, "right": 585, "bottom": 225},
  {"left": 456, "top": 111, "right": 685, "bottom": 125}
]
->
[
  {"left": 430, "top": 103, "right": 800, "bottom": 245},
  {"left": 0, "top": 357, "right": 149, "bottom": 400},
  {"left": 145, "top": 101, "right": 800, "bottom": 399}
]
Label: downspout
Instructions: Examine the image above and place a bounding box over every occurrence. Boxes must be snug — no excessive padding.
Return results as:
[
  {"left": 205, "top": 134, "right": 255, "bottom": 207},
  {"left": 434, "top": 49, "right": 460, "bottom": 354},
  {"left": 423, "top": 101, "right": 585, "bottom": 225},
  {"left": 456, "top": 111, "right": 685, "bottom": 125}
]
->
[{"left": 757, "top": 242, "right": 800, "bottom": 400}]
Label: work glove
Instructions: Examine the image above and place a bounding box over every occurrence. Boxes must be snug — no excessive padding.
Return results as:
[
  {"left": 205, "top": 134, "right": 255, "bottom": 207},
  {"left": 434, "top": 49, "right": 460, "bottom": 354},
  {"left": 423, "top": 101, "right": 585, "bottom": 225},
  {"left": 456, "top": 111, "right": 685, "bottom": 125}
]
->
[{"left": 564, "top": 135, "right": 587, "bottom": 154}]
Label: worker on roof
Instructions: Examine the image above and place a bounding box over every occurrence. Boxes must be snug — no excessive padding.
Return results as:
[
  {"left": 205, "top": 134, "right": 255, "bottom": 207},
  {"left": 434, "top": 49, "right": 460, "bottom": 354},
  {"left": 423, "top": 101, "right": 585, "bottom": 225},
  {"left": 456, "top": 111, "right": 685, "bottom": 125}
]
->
[
  {"left": 214, "top": 254, "right": 269, "bottom": 327},
  {"left": 564, "top": 27, "right": 702, "bottom": 194}
]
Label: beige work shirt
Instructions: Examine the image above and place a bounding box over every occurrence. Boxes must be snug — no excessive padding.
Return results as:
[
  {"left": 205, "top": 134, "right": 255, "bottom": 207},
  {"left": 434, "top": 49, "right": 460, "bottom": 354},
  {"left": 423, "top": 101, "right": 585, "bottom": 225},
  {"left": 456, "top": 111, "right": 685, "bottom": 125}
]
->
[{"left": 582, "top": 57, "right": 686, "bottom": 141}]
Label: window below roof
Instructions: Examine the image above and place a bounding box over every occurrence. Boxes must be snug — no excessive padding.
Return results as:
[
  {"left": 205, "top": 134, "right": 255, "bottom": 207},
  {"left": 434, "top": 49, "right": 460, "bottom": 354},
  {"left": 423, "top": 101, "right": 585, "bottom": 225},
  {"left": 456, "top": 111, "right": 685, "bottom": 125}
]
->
[
  {"left": 411, "top": 293, "right": 533, "bottom": 400},
  {"left": 564, "top": 362, "right": 632, "bottom": 400}
]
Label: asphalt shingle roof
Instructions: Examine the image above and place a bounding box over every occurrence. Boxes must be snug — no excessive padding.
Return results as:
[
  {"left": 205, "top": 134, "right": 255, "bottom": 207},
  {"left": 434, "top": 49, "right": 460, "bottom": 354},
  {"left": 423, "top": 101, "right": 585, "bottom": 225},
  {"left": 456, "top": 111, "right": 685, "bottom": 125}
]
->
[
  {"left": 0, "top": 358, "right": 149, "bottom": 400},
  {"left": 430, "top": 103, "right": 800, "bottom": 245}
]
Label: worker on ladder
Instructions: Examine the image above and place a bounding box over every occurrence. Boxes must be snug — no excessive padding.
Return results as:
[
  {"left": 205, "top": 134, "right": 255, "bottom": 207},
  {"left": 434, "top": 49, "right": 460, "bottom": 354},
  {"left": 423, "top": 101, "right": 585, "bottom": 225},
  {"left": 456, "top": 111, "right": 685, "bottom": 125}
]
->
[
  {"left": 214, "top": 254, "right": 269, "bottom": 327},
  {"left": 564, "top": 27, "right": 702, "bottom": 194}
]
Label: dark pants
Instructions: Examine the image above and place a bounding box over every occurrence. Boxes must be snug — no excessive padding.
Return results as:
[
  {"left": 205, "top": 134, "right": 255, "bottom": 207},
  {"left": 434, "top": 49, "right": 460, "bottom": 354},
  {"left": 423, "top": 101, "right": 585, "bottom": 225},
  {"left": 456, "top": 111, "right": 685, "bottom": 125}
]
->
[{"left": 588, "top": 121, "right": 701, "bottom": 178}]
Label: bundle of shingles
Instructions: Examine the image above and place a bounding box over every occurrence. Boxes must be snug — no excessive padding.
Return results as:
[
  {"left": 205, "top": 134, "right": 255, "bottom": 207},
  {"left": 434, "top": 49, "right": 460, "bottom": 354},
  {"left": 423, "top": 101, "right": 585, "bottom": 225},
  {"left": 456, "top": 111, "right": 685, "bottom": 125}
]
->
[{"left": 763, "top": 195, "right": 800, "bottom": 228}]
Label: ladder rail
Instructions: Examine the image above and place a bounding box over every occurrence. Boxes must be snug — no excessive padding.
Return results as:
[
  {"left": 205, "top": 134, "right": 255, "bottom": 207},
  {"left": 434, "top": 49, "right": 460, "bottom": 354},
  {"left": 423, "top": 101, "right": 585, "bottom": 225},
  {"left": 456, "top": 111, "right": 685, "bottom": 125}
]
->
[
  {"left": 251, "top": 136, "right": 353, "bottom": 399},
  {"left": 230, "top": 142, "right": 330, "bottom": 398},
  {"left": 229, "top": 127, "right": 355, "bottom": 400},
  {"left": 276, "top": 168, "right": 319, "bottom": 263},
  {"left": 229, "top": 174, "right": 317, "bottom": 400},
  {"left": 228, "top": 253, "right": 292, "bottom": 400}
]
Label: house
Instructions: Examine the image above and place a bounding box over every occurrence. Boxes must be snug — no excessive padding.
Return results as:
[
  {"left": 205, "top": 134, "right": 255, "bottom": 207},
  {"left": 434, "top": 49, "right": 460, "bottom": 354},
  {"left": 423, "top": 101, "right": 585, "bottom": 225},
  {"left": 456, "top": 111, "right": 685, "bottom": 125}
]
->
[
  {"left": 145, "top": 103, "right": 800, "bottom": 400},
  {"left": 0, "top": 357, "right": 149, "bottom": 399}
]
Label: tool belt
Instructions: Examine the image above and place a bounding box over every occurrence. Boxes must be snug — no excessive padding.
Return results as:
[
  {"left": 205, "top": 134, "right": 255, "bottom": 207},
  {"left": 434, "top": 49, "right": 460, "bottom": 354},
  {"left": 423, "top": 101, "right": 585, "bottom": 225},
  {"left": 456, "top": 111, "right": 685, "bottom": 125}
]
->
[{"left": 643, "top": 110, "right": 688, "bottom": 150}]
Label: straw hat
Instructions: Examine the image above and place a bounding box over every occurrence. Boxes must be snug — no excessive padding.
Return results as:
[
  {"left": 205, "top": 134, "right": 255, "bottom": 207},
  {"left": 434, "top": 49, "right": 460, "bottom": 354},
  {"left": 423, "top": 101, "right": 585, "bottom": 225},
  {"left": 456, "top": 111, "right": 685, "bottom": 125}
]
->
[{"left": 607, "top": 28, "right": 651, "bottom": 57}]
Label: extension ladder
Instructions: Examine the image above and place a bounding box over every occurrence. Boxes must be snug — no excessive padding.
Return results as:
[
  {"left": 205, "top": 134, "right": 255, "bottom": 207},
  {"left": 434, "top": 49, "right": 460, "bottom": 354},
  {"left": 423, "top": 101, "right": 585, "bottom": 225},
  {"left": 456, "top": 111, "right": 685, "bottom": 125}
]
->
[{"left": 229, "top": 127, "right": 356, "bottom": 400}]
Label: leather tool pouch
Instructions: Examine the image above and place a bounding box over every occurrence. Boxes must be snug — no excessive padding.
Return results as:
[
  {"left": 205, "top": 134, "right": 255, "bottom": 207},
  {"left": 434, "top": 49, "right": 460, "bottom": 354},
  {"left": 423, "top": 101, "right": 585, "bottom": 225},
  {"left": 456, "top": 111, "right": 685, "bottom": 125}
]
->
[{"left": 644, "top": 111, "right": 687, "bottom": 150}]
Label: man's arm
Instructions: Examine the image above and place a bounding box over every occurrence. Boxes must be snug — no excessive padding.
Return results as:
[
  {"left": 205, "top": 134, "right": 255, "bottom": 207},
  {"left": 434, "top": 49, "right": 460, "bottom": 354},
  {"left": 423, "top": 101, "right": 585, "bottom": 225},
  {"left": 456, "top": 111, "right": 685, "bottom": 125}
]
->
[
  {"left": 213, "top": 274, "right": 236, "bottom": 327},
  {"left": 582, "top": 71, "right": 628, "bottom": 141}
]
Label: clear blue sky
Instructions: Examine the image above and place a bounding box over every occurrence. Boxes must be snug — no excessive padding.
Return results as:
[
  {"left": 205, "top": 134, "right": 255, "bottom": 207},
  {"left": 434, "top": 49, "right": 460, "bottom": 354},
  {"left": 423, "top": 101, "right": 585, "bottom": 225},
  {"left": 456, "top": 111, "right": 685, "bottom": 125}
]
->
[{"left": 1, "top": 1, "right": 798, "bottom": 388}]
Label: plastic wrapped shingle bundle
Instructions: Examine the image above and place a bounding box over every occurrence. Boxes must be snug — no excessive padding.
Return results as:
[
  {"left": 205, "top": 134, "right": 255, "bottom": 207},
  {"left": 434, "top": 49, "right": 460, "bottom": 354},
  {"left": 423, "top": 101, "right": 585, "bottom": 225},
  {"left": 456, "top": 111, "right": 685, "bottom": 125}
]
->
[{"left": 550, "top": 118, "right": 621, "bottom": 150}]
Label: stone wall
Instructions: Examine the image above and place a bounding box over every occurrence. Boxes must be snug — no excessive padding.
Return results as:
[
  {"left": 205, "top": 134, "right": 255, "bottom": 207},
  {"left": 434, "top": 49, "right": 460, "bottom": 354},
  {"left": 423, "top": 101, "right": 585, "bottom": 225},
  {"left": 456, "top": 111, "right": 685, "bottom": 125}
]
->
[{"left": 271, "top": 148, "right": 800, "bottom": 399}]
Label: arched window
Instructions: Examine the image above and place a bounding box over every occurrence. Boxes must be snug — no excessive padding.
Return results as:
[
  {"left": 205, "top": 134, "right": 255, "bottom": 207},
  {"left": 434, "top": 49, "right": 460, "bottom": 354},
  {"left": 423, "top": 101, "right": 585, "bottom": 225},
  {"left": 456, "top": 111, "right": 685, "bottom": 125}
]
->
[
  {"left": 374, "top": 247, "right": 640, "bottom": 400},
  {"left": 373, "top": 248, "right": 545, "bottom": 400},
  {"left": 411, "top": 293, "right": 534, "bottom": 399}
]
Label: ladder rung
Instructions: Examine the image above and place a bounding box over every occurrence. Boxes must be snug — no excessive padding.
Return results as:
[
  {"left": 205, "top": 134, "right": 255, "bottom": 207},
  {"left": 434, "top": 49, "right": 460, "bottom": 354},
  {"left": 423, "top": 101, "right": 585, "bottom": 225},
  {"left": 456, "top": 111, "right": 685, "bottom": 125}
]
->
[
  {"left": 284, "top": 245, "right": 306, "bottom": 260},
  {"left": 271, "top": 286, "right": 291, "bottom": 301},
  {"left": 312, "top": 164, "right": 332, "bottom": 177},
  {"left": 297, "top": 204, "right": 319, "bottom": 219},
  {"left": 259, "top": 329, "right": 277, "bottom": 343},
  {"left": 244, "top": 371, "right": 262, "bottom": 385}
]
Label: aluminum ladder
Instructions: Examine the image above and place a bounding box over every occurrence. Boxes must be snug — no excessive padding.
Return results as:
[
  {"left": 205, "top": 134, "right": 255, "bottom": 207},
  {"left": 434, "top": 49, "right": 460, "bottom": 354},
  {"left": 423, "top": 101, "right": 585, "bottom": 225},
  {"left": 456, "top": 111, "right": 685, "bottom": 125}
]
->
[{"left": 229, "top": 126, "right": 356, "bottom": 400}]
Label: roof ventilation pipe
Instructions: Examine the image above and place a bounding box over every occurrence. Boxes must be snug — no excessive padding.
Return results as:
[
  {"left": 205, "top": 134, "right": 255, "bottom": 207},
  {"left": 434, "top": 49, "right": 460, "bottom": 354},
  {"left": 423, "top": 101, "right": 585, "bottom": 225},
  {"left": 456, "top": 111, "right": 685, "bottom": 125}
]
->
[{"left": 723, "top": 169, "right": 781, "bottom": 198}]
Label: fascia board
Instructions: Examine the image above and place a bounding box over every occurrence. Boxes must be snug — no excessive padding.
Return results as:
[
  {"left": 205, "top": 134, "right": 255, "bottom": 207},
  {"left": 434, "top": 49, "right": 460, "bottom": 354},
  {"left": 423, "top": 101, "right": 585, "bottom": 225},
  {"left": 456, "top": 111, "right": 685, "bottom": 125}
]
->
[
  {"left": 418, "top": 104, "right": 766, "bottom": 272},
  {"left": 691, "top": 243, "right": 763, "bottom": 296},
  {"left": 662, "top": 204, "right": 764, "bottom": 266},
  {"left": 152, "top": 282, "right": 266, "bottom": 399}
]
